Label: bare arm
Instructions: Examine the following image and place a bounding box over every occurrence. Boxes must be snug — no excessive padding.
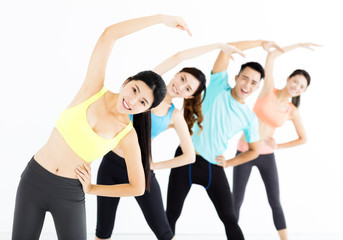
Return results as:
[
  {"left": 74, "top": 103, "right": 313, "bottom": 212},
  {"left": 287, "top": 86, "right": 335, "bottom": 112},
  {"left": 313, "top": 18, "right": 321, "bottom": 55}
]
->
[
  {"left": 151, "top": 109, "right": 195, "bottom": 170},
  {"left": 76, "top": 129, "right": 146, "bottom": 197},
  {"left": 265, "top": 107, "right": 307, "bottom": 149},
  {"left": 216, "top": 141, "right": 260, "bottom": 167},
  {"left": 70, "top": 14, "right": 191, "bottom": 107},
  {"left": 261, "top": 43, "right": 320, "bottom": 98},
  {"left": 212, "top": 40, "right": 283, "bottom": 74},
  {"left": 153, "top": 43, "right": 245, "bottom": 76}
]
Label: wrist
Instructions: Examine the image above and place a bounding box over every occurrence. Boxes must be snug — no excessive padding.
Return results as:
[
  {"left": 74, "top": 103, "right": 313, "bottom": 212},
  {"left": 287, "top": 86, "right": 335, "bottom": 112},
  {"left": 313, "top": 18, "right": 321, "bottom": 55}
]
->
[
  {"left": 87, "top": 184, "right": 96, "bottom": 195},
  {"left": 156, "top": 14, "right": 164, "bottom": 23},
  {"left": 218, "top": 42, "right": 226, "bottom": 50}
]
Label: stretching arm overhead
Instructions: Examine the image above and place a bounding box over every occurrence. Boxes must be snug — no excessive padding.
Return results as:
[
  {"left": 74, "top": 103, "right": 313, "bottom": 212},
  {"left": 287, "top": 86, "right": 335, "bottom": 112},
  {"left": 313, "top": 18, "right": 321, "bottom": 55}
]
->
[
  {"left": 212, "top": 40, "right": 283, "bottom": 74},
  {"left": 153, "top": 42, "right": 245, "bottom": 76},
  {"left": 260, "top": 42, "right": 320, "bottom": 98},
  {"left": 69, "top": 14, "right": 191, "bottom": 107}
]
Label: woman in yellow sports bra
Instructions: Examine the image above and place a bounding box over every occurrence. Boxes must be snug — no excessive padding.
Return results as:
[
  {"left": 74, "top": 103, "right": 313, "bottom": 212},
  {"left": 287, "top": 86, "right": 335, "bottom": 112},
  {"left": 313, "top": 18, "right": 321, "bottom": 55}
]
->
[
  {"left": 232, "top": 42, "right": 320, "bottom": 240},
  {"left": 12, "top": 14, "right": 192, "bottom": 240}
]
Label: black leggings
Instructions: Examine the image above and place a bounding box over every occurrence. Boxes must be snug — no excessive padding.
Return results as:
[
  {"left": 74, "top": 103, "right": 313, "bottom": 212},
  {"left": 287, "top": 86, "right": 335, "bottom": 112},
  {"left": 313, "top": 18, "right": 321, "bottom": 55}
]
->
[
  {"left": 12, "top": 158, "right": 86, "bottom": 240},
  {"left": 233, "top": 151, "right": 286, "bottom": 230},
  {"left": 166, "top": 147, "right": 244, "bottom": 240},
  {"left": 96, "top": 151, "right": 174, "bottom": 240}
]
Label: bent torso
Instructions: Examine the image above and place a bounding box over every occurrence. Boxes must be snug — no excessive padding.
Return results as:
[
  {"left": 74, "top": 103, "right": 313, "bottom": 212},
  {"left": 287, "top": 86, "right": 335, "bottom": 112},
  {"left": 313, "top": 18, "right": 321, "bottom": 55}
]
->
[
  {"left": 240, "top": 119, "right": 276, "bottom": 144},
  {"left": 35, "top": 128, "right": 90, "bottom": 179}
]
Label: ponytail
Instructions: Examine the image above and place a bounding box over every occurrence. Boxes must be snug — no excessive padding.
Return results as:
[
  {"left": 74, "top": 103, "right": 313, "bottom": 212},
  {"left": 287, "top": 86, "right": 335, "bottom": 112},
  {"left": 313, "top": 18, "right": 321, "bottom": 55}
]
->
[
  {"left": 179, "top": 67, "right": 207, "bottom": 135},
  {"left": 292, "top": 96, "right": 301, "bottom": 108},
  {"left": 184, "top": 94, "right": 204, "bottom": 136},
  {"left": 132, "top": 112, "right": 152, "bottom": 191},
  {"left": 127, "top": 70, "right": 166, "bottom": 191}
]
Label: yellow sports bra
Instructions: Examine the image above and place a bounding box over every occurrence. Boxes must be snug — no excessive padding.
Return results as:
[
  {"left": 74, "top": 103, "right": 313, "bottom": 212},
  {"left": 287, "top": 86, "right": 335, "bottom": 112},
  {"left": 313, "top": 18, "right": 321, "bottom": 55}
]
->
[{"left": 55, "top": 86, "right": 133, "bottom": 163}]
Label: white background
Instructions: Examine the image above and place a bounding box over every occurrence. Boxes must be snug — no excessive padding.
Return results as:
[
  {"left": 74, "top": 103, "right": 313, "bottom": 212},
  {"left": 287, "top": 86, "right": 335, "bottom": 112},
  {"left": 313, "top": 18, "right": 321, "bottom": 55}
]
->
[{"left": 1, "top": 0, "right": 342, "bottom": 237}]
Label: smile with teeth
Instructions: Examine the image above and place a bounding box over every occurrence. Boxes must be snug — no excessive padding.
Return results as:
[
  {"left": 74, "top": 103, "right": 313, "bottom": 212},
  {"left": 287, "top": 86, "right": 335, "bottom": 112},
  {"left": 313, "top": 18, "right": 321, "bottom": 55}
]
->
[
  {"left": 122, "top": 99, "right": 131, "bottom": 110},
  {"left": 241, "top": 89, "right": 248, "bottom": 94},
  {"left": 173, "top": 84, "right": 179, "bottom": 94}
]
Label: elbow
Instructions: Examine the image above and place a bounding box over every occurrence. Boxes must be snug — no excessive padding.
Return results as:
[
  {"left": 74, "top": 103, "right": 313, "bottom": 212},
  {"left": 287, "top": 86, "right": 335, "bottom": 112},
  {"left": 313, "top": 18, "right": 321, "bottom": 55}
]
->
[
  {"left": 128, "top": 176, "right": 145, "bottom": 196},
  {"left": 299, "top": 136, "right": 307, "bottom": 145},
  {"left": 102, "top": 26, "right": 119, "bottom": 40},
  {"left": 135, "top": 187, "right": 145, "bottom": 197},
  {"left": 189, "top": 153, "right": 196, "bottom": 164},
  {"left": 252, "top": 152, "right": 259, "bottom": 160},
  {"left": 131, "top": 183, "right": 145, "bottom": 197},
  {"left": 185, "top": 151, "right": 196, "bottom": 164},
  {"left": 250, "top": 149, "right": 259, "bottom": 160}
]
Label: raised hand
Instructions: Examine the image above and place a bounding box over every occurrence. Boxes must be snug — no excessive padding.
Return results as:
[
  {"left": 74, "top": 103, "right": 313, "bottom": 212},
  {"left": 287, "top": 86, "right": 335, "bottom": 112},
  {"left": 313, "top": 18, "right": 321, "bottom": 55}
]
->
[
  {"left": 160, "top": 15, "right": 192, "bottom": 36},
  {"left": 221, "top": 43, "right": 246, "bottom": 61},
  {"left": 299, "top": 43, "right": 322, "bottom": 51},
  {"left": 262, "top": 41, "right": 285, "bottom": 53}
]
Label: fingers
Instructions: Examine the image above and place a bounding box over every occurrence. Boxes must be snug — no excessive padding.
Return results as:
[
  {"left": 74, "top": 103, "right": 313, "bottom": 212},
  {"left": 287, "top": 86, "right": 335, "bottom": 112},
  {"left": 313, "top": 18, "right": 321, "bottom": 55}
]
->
[
  {"left": 75, "top": 167, "right": 85, "bottom": 183},
  {"left": 83, "top": 163, "right": 91, "bottom": 175},
  {"left": 75, "top": 166, "right": 90, "bottom": 182},
  {"left": 274, "top": 43, "right": 285, "bottom": 52},
  {"left": 215, "top": 155, "right": 226, "bottom": 168},
  {"left": 176, "top": 24, "right": 192, "bottom": 36},
  {"left": 230, "top": 45, "right": 246, "bottom": 58},
  {"left": 236, "top": 49, "right": 246, "bottom": 58}
]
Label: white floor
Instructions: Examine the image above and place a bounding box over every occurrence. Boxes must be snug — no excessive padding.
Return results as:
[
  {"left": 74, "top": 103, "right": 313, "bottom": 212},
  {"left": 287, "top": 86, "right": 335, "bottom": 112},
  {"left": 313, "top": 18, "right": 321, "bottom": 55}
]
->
[{"left": 2, "top": 233, "right": 343, "bottom": 240}]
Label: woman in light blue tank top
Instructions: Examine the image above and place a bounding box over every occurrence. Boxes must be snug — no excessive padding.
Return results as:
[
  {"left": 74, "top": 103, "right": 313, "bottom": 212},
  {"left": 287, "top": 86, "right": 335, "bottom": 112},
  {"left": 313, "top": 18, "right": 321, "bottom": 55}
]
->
[{"left": 95, "top": 49, "right": 210, "bottom": 239}]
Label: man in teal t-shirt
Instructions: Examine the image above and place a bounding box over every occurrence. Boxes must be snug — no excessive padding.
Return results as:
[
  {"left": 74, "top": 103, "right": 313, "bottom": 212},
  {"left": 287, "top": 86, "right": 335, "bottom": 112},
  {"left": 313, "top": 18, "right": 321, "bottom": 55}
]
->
[{"left": 166, "top": 41, "right": 275, "bottom": 239}]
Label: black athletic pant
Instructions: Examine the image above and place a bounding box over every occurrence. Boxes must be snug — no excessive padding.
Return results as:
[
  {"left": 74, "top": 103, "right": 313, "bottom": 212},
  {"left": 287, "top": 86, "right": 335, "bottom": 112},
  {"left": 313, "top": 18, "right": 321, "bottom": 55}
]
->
[
  {"left": 12, "top": 158, "right": 86, "bottom": 240},
  {"left": 233, "top": 151, "right": 286, "bottom": 230},
  {"left": 166, "top": 147, "right": 244, "bottom": 240},
  {"left": 96, "top": 151, "right": 174, "bottom": 240}
]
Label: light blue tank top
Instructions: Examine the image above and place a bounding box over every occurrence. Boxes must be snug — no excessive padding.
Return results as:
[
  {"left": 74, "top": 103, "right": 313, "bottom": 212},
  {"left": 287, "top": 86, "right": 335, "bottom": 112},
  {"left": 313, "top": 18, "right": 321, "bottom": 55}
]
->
[{"left": 129, "top": 104, "right": 175, "bottom": 139}]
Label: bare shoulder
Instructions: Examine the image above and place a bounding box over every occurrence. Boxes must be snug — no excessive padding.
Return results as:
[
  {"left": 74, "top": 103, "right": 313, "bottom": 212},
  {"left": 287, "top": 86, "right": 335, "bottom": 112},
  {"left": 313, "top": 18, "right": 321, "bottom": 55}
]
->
[
  {"left": 68, "top": 85, "right": 105, "bottom": 108},
  {"left": 118, "top": 125, "right": 139, "bottom": 149},
  {"left": 290, "top": 104, "right": 300, "bottom": 120},
  {"left": 170, "top": 107, "right": 183, "bottom": 124}
]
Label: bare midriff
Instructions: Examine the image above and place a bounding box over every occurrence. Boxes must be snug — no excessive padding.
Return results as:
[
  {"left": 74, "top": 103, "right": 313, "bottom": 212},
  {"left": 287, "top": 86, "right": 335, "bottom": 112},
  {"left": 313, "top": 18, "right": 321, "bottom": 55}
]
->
[
  {"left": 239, "top": 120, "right": 276, "bottom": 146},
  {"left": 34, "top": 128, "right": 91, "bottom": 179}
]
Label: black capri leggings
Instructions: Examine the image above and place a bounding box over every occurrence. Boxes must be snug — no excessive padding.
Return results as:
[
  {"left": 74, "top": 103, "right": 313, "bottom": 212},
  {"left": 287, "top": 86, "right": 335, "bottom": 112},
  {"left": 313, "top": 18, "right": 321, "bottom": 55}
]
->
[
  {"left": 233, "top": 151, "right": 286, "bottom": 230},
  {"left": 166, "top": 147, "right": 244, "bottom": 240},
  {"left": 12, "top": 158, "right": 86, "bottom": 240},
  {"left": 96, "top": 151, "right": 174, "bottom": 240}
]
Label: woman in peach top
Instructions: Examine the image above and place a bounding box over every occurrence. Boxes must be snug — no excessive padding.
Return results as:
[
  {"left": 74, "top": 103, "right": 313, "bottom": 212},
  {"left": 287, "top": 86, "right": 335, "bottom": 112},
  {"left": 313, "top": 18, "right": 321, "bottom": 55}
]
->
[{"left": 233, "top": 42, "right": 319, "bottom": 240}]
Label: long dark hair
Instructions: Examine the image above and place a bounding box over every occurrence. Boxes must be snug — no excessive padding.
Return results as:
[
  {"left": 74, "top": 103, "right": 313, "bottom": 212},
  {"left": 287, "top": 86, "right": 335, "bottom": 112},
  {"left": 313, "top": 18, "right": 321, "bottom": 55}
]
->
[
  {"left": 180, "top": 67, "right": 206, "bottom": 135},
  {"left": 127, "top": 70, "right": 166, "bottom": 190},
  {"left": 289, "top": 69, "right": 311, "bottom": 108}
]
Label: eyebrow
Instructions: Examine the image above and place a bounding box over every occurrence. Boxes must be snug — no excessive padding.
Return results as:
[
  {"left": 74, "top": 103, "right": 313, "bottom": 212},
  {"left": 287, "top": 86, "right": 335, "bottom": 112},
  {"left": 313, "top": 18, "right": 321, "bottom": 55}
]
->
[
  {"left": 183, "top": 74, "right": 193, "bottom": 91},
  {"left": 135, "top": 84, "right": 150, "bottom": 105}
]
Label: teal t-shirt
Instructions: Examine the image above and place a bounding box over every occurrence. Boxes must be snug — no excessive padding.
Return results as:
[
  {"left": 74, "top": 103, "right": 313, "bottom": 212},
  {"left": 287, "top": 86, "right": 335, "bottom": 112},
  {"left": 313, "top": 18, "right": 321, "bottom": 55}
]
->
[{"left": 191, "top": 71, "right": 259, "bottom": 164}]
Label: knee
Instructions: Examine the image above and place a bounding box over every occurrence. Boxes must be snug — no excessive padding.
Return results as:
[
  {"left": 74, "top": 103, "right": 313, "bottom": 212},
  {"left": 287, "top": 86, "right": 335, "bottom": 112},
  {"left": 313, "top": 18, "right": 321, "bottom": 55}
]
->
[{"left": 96, "top": 227, "right": 112, "bottom": 239}]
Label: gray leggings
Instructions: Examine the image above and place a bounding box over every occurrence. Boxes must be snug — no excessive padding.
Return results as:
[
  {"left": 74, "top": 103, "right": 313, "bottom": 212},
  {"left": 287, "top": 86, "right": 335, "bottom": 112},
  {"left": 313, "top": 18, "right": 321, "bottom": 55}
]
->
[
  {"left": 12, "top": 158, "right": 86, "bottom": 240},
  {"left": 233, "top": 151, "right": 286, "bottom": 230}
]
